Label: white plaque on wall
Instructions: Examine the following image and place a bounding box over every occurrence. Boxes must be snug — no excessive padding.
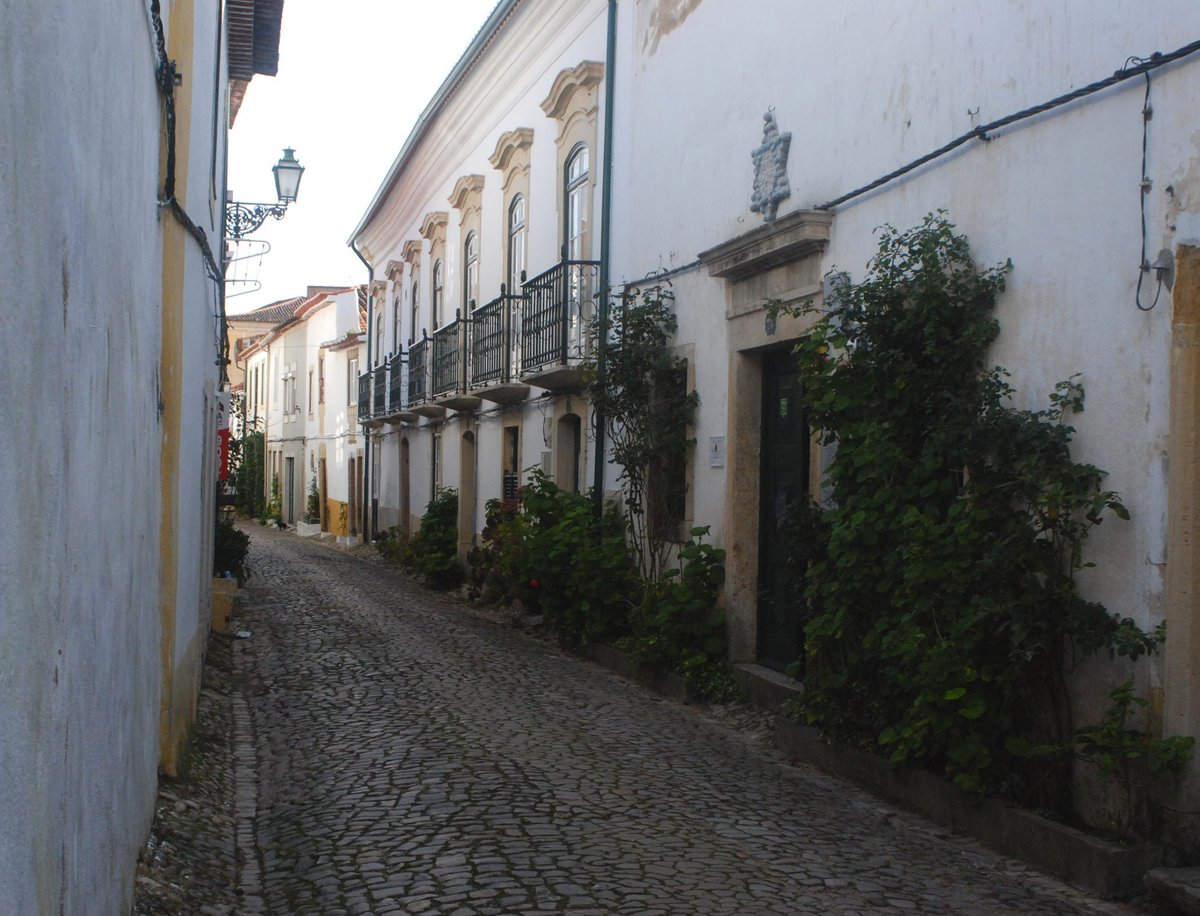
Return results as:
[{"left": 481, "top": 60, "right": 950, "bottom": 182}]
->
[{"left": 709, "top": 436, "right": 726, "bottom": 468}]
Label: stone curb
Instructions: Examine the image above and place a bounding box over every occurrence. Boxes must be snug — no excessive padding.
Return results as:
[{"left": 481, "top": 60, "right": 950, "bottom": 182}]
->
[
  {"left": 584, "top": 644, "right": 696, "bottom": 705},
  {"left": 1145, "top": 866, "right": 1200, "bottom": 913},
  {"left": 775, "top": 716, "right": 1162, "bottom": 900}
]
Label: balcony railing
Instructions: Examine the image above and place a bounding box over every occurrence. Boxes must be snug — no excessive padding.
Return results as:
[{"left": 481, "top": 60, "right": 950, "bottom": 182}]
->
[
  {"left": 432, "top": 314, "right": 464, "bottom": 397},
  {"left": 372, "top": 360, "right": 386, "bottom": 417},
  {"left": 387, "top": 352, "right": 405, "bottom": 414},
  {"left": 521, "top": 258, "right": 599, "bottom": 375},
  {"left": 407, "top": 336, "right": 429, "bottom": 405},
  {"left": 357, "top": 370, "right": 371, "bottom": 420},
  {"left": 470, "top": 287, "right": 523, "bottom": 387}
]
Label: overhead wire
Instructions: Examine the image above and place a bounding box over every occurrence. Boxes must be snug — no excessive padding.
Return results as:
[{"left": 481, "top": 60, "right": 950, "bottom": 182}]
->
[{"left": 815, "top": 40, "right": 1200, "bottom": 213}]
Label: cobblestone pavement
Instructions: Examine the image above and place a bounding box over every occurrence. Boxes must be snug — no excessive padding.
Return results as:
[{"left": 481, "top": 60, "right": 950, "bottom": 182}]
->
[{"left": 163, "top": 525, "right": 1167, "bottom": 915}]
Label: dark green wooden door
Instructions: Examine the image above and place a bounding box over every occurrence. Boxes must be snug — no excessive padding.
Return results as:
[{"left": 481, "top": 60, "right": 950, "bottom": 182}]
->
[{"left": 757, "top": 348, "right": 809, "bottom": 671}]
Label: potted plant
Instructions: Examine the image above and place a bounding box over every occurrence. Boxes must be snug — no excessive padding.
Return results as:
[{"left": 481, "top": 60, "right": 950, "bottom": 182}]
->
[{"left": 296, "top": 475, "right": 323, "bottom": 537}]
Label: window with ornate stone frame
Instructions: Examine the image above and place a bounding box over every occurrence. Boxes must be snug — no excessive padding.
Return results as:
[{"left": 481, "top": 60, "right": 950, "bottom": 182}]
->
[
  {"left": 392, "top": 294, "right": 402, "bottom": 354},
  {"left": 409, "top": 278, "right": 420, "bottom": 344},
  {"left": 508, "top": 195, "right": 527, "bottom": 292},
  {"left": 463, "top": 232, "right": 480, "bottom": 312},
  {"left": 402, "top": 238, "right": 423, "bottom": 344},
  {"left": 489, "top": 128, "right": 533, "bottom": 291},
  {"left": 386, "top": 260, "right": 405, "bottom": 355},
  {"left": 369, "top": 279, "right": 387, "bottom": 363},
  {"left": 564, "top": 144, "right": 589, "bottom": 261},
  {"left": 431, "top": 432, "right": 443, "bottom": 494},
  {"left": 432, "top": 260, "right": 445, "bottom": 331},
  {"left": 420, "top": 211, "right": 448, "bottom": 330},
  {"left": 540, "top": 61, "right": 602, "bottom": 261},
  {"left": 449, "top": 174, "right": 484, "bottom": 312}
]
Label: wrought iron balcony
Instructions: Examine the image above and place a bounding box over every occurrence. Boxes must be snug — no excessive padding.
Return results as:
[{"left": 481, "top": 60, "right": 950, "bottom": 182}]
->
[
  {"left": 520, "top": 257, "right": 599, "bottom": 391},
  {"left": 372, "top": 360, "right": 386, "bottom": 417},
  {"left": 385, "top": 353, "right": 413, "bottom": 422},
  {"left": 357, "top": 370, "right": 372, "bottom": 423},
  {"left": 370, "top": 354, "right": 412, "bottom": 424},
  {"left": 469, "top": 287, "right": 530, "bottom": 405},
  {"left": 405, "top": 335, "right": 443, "bottom": 417},
  {"left": 431, "top": 317, "right": 461, "bottom": 397},
  {"left": 432, "top": 311, "right": 481, "bottom": 411},
  {"left": 408, "top": 337, "right": 429, "bottom": 405}
]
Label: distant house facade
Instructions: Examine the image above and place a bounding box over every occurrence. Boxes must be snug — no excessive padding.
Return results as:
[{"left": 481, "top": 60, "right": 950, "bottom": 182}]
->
[{"left": 235, "top": 287, "right": 366, "bottom": 539}]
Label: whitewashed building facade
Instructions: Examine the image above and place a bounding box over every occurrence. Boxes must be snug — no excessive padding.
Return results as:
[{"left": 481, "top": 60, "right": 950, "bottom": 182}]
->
[
  {"left": 0, "top": 0, "right": 284, "bottom": 910},
  {"left": 353, "top": 0, "right": 1200, "bottom": 851},
  {"left": 351, "top": 0, "right": 609, "bottom": 551},
  {"left": 238, "top": 287, "right": 367, "bottom": 538}
]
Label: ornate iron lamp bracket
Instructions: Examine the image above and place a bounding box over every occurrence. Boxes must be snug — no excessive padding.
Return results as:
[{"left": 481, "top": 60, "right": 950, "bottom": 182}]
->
[{"left": 224, "top": 201, "right": 288, "bottom": 239}]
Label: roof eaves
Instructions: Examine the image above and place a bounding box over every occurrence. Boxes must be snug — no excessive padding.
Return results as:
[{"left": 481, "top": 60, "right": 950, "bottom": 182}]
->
[{"left": 348, "top": 0, "right": 523, "bottom": 249}]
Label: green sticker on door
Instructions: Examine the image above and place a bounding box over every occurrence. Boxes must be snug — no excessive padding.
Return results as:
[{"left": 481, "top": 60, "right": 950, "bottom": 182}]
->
[{"left": 779, "top": 397, "right": 789, "bottom": 418}]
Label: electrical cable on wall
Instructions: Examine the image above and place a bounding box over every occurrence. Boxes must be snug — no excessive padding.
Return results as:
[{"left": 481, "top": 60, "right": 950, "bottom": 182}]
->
[
  {"left": 816, "top": 39, "right": 1200, "bottom": 213},
  {"left": 813, "top": 40, "right": 1200, "bottom": 313},
  {"left": 1134, "top": 67, "right": 1161, "bottom": 312},
  {"left": 146, "top": 1, "right": 228, "bottom": 371}
]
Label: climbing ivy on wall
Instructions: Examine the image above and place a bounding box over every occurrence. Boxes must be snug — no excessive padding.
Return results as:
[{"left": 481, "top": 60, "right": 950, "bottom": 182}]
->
[{"left": 775, "top": 213, "right": 1162, "bottom": 811}]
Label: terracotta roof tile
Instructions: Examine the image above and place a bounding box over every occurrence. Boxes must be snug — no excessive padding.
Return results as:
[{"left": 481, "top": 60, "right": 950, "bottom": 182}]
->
[{"left": 227, "top": 295, "right": 305, "bottom": 325}]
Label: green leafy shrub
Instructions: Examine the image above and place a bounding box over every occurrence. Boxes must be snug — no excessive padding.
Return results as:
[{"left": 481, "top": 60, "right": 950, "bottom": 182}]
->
[
  {"left": 1075, "top": 681, "right": 1195, "bottom": 837},
  {"left": 263, "top": 474, "right": 282, "bottom": 525},
  {"left": 518, "top": 473, "right": 643, "bottom": 653},
  {"left": 232, "top": 425, "right": 265, "bottom": 517},
  {"left": 303, "top": 476, "right": 321, "bottom": 524},
  {"left": 469, "top": 497, "right": 534, "bottom": 607},
  {"left": 374, "top": 526, "right": 408, "bottom": 564},
  {"left": 469, "top": 473, "right": 736, "bottom": 697},
  {"left": 405, "top": 489, "right": 462, "bottom": 590},
  {"left": 775, "top": 213, "right": 1152, "bottom": 809},
  {"left": 213, "top": 512, "right": 250, "bottom": 585},
  {"left": 626, "top": 527, "right": 737, "bottom": 700}
]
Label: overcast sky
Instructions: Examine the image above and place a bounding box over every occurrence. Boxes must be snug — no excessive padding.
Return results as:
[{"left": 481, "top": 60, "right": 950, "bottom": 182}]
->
[{"left": 225, "top": 0, "right": 500, "bottom": 313}]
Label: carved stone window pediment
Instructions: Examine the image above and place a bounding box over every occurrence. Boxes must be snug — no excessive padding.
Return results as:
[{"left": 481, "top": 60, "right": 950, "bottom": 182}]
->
[
  {"left": 448, "top": 175, "right": 485, "bottom": 214},
  {"left": 402, "top": 239, "right": 423, "bottom": 265},
  {"left": 490, "top": 128, "right": 534, "bottom": 195},
  {"left": 419, "top": 211, "right": 449, "bottom": 241},
  {"left": 540, "top": 61, "right": 603, "bottom": 123},
  {"left": 489, "top": 128, "right": 534, "bottom": 171}
]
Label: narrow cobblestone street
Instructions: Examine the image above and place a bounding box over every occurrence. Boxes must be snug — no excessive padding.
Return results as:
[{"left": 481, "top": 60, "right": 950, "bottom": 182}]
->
[{"left": 142, "top": 526, "right": 1166, "bottom": 915}]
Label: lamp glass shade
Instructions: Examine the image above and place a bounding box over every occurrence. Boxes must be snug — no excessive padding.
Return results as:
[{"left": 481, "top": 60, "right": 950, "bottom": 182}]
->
[{"left": 273, "top": 148, "right": 304, "bottom": 203}]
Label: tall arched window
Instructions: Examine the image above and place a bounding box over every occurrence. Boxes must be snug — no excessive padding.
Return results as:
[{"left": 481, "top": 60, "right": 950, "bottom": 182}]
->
[
  {"left": 508, "top": 194, "right": 526, "bottom": 291},
  {"left": 392, "top": 293, "right": 401, "bottom": 354},
  {"left": 374, "top": 309, "right": 384, "bottom": 365},
  {"left": 410, "top": 276, "right": 419, "bottom": 343},
  {"left": 432, "top": 259, "right": 444, "bottom": 330},
  {"left": 564, "top": 144, "right": 589, "bottom": 261},
  {"left": 463, "top": 231, "right": 479, "bottom": 311}
]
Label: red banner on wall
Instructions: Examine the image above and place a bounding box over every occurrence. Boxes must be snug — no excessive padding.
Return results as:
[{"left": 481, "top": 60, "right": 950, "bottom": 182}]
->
[{"left": 217, "top": 392, "right": 231, "bottom": 481}]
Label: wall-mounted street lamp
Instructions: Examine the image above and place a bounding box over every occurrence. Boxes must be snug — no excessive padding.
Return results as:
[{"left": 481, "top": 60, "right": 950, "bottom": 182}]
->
[{"left": 224, "top": 147, "right": 305, "bottom": 239}]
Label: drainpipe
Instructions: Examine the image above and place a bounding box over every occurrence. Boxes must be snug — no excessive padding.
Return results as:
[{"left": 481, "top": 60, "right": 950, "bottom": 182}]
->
[
  {"left": 592, "top": 0, "right": 618, "bottom": 513},
  {"left": 351, "top": 241, "right": 374, "bottom": 541}
]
